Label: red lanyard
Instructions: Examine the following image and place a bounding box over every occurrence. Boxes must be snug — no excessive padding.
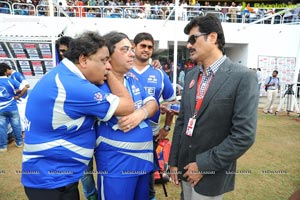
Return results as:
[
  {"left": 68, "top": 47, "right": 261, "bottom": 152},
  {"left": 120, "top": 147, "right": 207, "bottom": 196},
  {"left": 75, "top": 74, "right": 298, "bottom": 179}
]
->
[{"left": 194, "top": 73, "right": 213, "bottom": 117}]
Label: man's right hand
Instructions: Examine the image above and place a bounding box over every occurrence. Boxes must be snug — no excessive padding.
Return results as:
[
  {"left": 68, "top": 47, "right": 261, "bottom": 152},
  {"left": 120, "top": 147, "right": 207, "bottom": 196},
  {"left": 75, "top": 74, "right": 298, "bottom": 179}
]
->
[{"left": 170, "top": 166, "right": 180, "bottom": 185}]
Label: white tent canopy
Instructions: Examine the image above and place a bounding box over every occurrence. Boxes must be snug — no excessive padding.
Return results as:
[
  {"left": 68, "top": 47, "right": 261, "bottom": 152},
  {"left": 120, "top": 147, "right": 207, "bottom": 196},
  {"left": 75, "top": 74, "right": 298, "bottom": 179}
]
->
[{"left": 0, "top": 14, "right": 67, "bottom": 40}]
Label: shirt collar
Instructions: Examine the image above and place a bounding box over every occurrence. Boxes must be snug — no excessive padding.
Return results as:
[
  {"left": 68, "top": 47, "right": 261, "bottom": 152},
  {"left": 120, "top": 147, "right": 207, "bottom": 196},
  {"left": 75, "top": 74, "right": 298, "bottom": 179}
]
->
[
  {"left": 62, "top": 58, "right": 86, "bottom": 80},
  {"left": 199, "top": 55, "right": 226, "bottom": 76}
]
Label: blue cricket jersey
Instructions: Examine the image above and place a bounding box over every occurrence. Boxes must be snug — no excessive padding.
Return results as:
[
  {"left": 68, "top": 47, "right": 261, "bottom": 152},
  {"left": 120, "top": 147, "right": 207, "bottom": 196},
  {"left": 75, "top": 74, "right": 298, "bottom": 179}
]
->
[
  {"left": 130, "top": 65, "right": 175, "bottom": 134},
  {"left": 21, "top": 58, "right": 119, "bottom": 189},
  {"left": 10, "top": 70, "right": 29, "bottom": 100},
  {"left": 95, "top": 74, "right": 154, "bottom": 177},
  {"left": 0, "top": 76, "right": 22, "bottom": 111}
]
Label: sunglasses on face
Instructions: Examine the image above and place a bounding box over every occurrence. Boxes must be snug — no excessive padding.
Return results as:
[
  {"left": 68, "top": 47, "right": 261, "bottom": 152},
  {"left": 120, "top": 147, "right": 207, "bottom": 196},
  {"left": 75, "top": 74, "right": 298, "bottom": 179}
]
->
[
  {"left": 59, "top": 49, "right": 67, "bottom": 53},
  {"left": 187, "top": 33, "right": 208, "bottom": 45},
  {"left": 139, "top": 44, "right": 153, "bottom": 50}
]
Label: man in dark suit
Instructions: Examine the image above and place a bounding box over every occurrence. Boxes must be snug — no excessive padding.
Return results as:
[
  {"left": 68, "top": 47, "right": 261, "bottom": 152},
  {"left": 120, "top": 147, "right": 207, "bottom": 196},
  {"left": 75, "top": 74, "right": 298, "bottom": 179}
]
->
[{"left": 169, "top": 14, "right": 258, "bottom": 200}]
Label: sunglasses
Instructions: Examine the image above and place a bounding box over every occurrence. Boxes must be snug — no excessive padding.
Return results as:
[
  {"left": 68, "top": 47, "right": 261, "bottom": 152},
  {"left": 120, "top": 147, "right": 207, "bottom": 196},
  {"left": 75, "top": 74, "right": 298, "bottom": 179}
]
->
[
  {"left": 187, "top": 33, "right": 208, "bottom": 45},
  {"left": 139, "top": 44, "right": 153, "bottom": 50},
  {"left": 59, "top": 49, "right": 67, "bottom": 53}
]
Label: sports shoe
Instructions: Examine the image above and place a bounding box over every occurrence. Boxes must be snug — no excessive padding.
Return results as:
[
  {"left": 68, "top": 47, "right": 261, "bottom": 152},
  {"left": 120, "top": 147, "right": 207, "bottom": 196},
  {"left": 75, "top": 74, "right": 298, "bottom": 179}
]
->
[
  {"left": 15, "top": 143, "right": 23, "bottom": 148},
  {"left": 0, "top": 148, "right": 7, "bottom": 153}
]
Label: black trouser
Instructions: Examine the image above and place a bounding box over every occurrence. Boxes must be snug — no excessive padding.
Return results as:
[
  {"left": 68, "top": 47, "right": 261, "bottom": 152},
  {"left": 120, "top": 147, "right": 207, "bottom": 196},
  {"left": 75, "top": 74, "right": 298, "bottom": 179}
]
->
[{"left": 24, "top": 182, "right": 79, "bottom": 200}]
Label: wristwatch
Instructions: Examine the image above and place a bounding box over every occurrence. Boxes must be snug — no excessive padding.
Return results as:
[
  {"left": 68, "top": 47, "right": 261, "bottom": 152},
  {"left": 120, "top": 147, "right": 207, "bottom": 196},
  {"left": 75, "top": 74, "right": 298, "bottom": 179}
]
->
[{"left": 163, "top": 125, "right": 171, "bottom": 131}]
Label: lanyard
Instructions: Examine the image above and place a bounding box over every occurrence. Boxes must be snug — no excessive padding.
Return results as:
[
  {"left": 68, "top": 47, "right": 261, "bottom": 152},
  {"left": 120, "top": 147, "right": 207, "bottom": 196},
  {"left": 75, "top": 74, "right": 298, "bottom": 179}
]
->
[{"left": 193, "top": 73, "right": 213, "bottom": 117}]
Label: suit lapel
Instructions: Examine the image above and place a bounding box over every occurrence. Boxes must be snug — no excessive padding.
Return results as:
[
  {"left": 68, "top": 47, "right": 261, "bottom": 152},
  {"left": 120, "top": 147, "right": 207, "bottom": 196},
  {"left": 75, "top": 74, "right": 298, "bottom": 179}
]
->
[
  {"left": 196, "top": 59, "right": 232, "bottom": 119},
  {"left": 188, "top": 69, "right": 201, "bottom": 115}
]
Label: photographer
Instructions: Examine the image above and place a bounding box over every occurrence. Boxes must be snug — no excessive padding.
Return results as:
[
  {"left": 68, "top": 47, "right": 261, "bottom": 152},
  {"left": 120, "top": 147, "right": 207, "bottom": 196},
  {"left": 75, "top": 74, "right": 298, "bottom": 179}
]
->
[{"left": 263, "top": 70, "right": 281, "bottom": 114}]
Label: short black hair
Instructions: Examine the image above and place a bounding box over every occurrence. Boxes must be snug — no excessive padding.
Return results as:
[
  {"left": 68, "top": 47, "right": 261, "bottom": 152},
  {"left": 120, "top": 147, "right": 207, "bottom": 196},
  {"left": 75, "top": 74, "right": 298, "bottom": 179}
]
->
[
  {"left": 0, "top": 62, "right": 11, "bottom": 76},
  {"left": 184, "top": 14, "right": 225, "bottom": 54},
  {"left": 63, "top": 31, "right": 107, "bottom": 64},
  {"left": 57, "top": 36, "right": 73, "bottom": 48},
  {"left": 273, "top": 70, "right": 278, "bottom": 74},
  {"left": 133, "top": 32, "right": 154, "bottom": 46}
]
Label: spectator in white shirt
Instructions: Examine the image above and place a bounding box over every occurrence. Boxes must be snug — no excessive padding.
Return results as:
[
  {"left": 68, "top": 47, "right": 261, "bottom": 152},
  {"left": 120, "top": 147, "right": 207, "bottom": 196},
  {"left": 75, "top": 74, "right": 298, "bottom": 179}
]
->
[{"left": 256, "top": 68, "right": 262, "bottom": 96}]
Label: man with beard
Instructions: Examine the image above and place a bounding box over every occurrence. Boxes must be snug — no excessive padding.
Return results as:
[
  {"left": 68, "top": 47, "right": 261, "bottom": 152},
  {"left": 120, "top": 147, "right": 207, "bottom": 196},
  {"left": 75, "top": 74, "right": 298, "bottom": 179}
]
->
[{"left": 130, "top": 32, "right": 176, "bottom": 200}]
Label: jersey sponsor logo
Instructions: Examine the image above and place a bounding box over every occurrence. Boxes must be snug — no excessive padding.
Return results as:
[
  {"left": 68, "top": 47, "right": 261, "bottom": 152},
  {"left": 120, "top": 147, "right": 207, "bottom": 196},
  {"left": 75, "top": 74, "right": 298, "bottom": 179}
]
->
[
  {"left": 94, "top": 92, "right": 103, "bottom": 102},
  {"left": 134, "top": 100, "right": 143, "bottom": 109},
  {"left": 131, "top": 85, "right": 141, "bottom": 96},
  {"left": 147, "top": 75, "right": 158, "bottom": 84},
  {"left": 24, "top": 116, "right": 31, "bottom": 132},
  {"left": 144, "top": 87, "right": 155, "bottom": 96}
]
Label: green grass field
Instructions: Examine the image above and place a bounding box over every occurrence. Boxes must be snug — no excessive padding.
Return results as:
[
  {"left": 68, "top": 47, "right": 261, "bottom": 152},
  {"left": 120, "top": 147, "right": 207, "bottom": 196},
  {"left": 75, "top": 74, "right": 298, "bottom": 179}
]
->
[{"left": 0, "top": 108, "right": 299, "bottom": 200}]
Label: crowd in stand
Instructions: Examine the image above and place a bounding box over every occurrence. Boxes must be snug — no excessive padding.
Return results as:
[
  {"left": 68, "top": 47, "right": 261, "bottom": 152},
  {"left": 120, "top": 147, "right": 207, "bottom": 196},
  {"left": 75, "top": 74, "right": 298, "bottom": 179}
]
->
[{"left": 0, "top": 0, "right": 299, "bottom": 23}]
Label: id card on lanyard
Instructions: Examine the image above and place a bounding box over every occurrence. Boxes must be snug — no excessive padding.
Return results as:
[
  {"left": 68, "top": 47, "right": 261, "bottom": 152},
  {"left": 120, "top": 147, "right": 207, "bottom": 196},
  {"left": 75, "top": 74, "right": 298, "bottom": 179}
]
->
[{"left": 185, "top": 73, "right": 212, "bottom": 137}]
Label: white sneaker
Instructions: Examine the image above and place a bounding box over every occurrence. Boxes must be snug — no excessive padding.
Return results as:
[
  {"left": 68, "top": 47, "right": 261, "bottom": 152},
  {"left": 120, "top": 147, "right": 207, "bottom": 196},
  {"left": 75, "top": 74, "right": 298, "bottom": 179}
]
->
[
  {"left": 15, "top": 143, "right": 23, "bottom": 148},
  {"left": 0, "top": 148, "right": 7, "bottom": 152}
]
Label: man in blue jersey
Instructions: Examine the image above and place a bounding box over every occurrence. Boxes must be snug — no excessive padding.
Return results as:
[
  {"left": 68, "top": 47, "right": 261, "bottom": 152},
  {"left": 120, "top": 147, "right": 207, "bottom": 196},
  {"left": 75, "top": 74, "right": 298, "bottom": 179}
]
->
[
  {"left": 21, "top": 31, "right": 135, "bottom": 200},
  {"left": 56, "top": 35, "right": 98, "bottom": 200},
  {"left": 0, "top": 62, "right": 28, "bottom": 152},
  {"left": 5, "top": 65, "right": 30, "bottom": 134},
  {"left": 56, "top": 36, "right": 72, "bottom": 62},
  {"left": 95, "top": 31, "right": 158, "bottom": 200},
  {"left": 131, "top": 32, "right": 177, "bottom": 200}
]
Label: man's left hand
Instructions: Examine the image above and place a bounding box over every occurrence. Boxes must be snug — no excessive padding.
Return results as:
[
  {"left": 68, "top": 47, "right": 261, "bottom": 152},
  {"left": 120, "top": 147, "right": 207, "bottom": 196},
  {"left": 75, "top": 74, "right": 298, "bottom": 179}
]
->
[
  {"left": 118, "top": 109, "right": 144, "bottom": 132},
  {"left": 183, "top": 162, "right": 203, "bottom": 187}
]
